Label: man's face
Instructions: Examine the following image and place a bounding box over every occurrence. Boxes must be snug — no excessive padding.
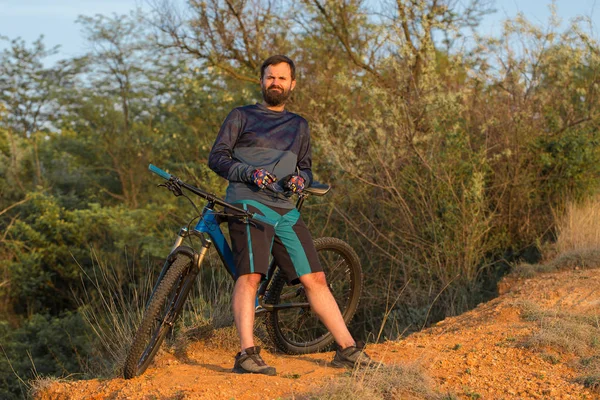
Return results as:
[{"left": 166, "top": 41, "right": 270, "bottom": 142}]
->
[{"left": 261, "top": 62, "right": 296, "bottom": 107}]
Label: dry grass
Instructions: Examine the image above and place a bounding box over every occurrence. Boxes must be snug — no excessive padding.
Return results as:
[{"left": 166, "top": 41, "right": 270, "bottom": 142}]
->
[
  {"left": 512, "top": 197, "right": 600, "bottom": 278},
  {"left": 556, "top": 197, "right": 600, "bottom": 254},
  {"left": 29, "top": 376, "right": 68, "bottom": 398},
  {"left": 292, "top": 362, "right": 456, "bottom": 400},
  {"left": 518, "top": 301, "right": 600, "bottom": 393},
  {"left": 78, "top": 245, "right": 238, "bottom": 377},
  {"left": 519, "top": 301, "right": 600, "bottom": 356},
  {"left": 512, "top": 248, "right": 600, "bottom": 278}
]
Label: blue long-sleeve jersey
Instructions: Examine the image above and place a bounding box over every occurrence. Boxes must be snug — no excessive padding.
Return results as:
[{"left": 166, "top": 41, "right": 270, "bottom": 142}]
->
[{"left": 208, "top": 103, "right": 313, "bottom": 209}]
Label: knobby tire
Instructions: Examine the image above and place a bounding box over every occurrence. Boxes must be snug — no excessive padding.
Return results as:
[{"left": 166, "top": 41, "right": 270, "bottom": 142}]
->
[{"left": 123, "top": 255, "right": 194, "bottom": 379}]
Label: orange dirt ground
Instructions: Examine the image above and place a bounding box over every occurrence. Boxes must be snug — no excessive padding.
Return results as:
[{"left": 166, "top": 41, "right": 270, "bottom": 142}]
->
[{"left": 37, "top": 268, "right": 600, "bottom": 399}]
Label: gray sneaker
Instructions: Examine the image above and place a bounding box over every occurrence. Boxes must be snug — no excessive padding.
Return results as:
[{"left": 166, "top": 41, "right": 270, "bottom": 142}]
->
[
  {"left": 331, "top": 342, "right": 373, "bottom": 368},
  {"left": 232, "top": 346, "right": 276, "bottom": 376}
]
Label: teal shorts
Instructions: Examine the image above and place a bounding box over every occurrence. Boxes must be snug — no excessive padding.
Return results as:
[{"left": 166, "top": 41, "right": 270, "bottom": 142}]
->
[{"left": 228, "top": 200, "right": 322, "bottom": 284}]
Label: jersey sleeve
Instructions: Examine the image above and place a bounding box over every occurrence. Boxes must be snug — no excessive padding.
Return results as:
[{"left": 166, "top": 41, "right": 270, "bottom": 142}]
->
[
  {"left": 297, "top": 118, "right": 313, "bottom": 187},
  {"left": 208, "top": 109, "right": 254, "bottom": 183}
]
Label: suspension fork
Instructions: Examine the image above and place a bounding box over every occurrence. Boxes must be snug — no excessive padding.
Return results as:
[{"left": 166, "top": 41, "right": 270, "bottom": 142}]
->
[
  {"left": 168, "top": 239, "right": 212, "bottom": 319},
  {"left": 148, "top": 228, "right": 210, "bottom": 307}
]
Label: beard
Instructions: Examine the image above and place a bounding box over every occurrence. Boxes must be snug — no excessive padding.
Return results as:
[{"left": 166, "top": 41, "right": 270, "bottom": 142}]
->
[{"left": 261, "top": 84, "right": 292, "bottom": 107}]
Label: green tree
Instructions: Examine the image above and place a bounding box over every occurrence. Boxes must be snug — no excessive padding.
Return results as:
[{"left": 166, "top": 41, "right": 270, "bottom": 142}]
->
[{"left": 0, "top": 37, "right": 81, "bottom": 188}]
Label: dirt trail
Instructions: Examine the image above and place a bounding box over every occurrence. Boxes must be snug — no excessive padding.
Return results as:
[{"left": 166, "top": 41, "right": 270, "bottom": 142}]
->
[{"left": 37, "top": 268, "right": 600, "bottom": 399}]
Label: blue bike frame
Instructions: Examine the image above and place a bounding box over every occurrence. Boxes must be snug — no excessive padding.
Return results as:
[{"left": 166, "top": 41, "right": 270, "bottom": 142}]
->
[
  {"left": 166, "top": 206, "right": 278, "bottom": 311},
  {"left": 194, "top": 208, "right": 236, "bottom": 277},
  {"left": 148, "top": 163, "right": 321, "bottom": 313}
]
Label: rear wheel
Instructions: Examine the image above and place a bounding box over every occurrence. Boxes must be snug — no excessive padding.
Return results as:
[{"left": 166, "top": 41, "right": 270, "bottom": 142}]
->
[
  {"left": 123, "top": 255, "right": 195, "bottom": 379},
  {"left": 265, "top": 237, "right": 362, "bottom": 354}
]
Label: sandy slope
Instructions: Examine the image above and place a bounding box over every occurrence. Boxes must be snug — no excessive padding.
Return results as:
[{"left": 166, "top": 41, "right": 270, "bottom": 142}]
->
[{"left": 36, "top": 267, "right": 600, "bottom": 399}]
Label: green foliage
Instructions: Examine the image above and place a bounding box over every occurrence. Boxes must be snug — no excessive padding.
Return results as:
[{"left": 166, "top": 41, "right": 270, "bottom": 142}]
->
[
  {"left": 300, "top": 4, "right": 600, "bottom": 338},
  {"left": 3, "top": 191, "right": 175, "bottom": 316},
  {"left": 0, "top": 312, "right": 96, "bottom": 400},
  {"left": 1, "top": 1, "right": 600, "bottom": 397},
  {"left": 533, "top": 125, "right": 600, "bottom": 203}
]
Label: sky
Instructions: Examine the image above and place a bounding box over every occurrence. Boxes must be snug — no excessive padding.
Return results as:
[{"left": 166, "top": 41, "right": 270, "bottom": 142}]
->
[{"left": 0, "top": 0, "right": 598, "bottom": 65}]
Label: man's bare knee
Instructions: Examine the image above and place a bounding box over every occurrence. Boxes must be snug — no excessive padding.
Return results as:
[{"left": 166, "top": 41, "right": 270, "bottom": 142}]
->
[
  {"left": 299, "top": 271, "right": 328, "bottom": 290},
  {"left": 236, "top": 273, "right": 262, "bottom": 288}
]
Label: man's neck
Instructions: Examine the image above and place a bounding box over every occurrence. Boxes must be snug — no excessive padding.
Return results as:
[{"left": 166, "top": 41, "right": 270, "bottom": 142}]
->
[{"left": 262, "top": 101, "right": 286, "bottom": 112}]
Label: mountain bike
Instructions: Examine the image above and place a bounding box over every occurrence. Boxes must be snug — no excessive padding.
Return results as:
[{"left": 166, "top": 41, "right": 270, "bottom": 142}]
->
[{"left": 123, "top": 164, "right": 362, "bottom": 379}]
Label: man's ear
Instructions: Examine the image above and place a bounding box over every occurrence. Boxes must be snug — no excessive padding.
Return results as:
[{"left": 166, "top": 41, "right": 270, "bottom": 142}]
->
[{"left": 291, "top": 79, "right": 296, "bottom": 91}]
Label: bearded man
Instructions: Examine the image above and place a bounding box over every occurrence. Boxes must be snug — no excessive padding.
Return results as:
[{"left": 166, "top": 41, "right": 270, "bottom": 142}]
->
[{"left": 208, "top": 55, "right": 371, "bottom": 375}]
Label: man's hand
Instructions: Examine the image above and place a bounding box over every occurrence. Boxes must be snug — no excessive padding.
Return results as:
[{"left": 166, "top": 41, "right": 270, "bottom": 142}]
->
[
  {"left": 284, "top": 175, "right": 305, "bottom": 193},
  {"left": 252, "top": 169, "right": 277, "bottom": 189}
]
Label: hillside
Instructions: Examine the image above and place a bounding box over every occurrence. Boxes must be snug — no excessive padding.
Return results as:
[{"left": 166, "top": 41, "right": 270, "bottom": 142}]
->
[{"left": 35, "top": 266, "right": 600, "bottom": 399}]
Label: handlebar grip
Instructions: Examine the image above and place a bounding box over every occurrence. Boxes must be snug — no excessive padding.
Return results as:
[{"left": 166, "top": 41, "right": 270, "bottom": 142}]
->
[
  {"left": 149, "top": 164, "right": 172, "bottom": 180},
  {"left": 252, "top": 213, "right": 278, "bottom": 227}
]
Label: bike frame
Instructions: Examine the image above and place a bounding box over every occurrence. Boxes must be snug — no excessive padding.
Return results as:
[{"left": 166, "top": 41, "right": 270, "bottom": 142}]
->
[
  {"left": 147, "top": 163, "right": 328, "bottom": 314},
  {"left": 154, "top": 194, "right": 316, "bottom": 315}
]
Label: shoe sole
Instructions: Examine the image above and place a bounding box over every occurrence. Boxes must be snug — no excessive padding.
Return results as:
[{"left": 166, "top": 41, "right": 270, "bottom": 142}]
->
[
  {"left": 232, "top": 366, "right": 277, "bottom": 376},
  {"left": 331, "top": 359, "right": 374, "bottom": 369},
  {"left": 331, "top": 360, "right": 353, "bottom": 368}
]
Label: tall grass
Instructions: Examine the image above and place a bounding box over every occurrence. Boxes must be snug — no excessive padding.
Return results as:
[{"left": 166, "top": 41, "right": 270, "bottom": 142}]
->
[
  {"left": 76, "top": 244, "right": 236, "bottom": 377},
  {"left": 76, "top": 250, "right": 157, "bottom": 376},
  {"left": 513, "top": 197, "right": 600, "bottom": 277},
  {"left": 556, "top": 196, "right": 600, "bottom": 254}
]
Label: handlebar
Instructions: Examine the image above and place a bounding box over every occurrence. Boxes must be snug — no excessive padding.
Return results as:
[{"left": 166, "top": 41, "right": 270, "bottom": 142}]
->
[
  {"left": 149, "top": 164, "right": 172, "bottom": 180},
  {"left": 264, "top": 181, "right": 291, "bottom": 201},
  {"left": 265, "top": 179, "right": 331, "bottom": 197},
  {"left": 265, "top": 182, "right": 286, "bottom": 194},
  {"left": 149, "top": 164, "right": 278, "bottom": 227}
]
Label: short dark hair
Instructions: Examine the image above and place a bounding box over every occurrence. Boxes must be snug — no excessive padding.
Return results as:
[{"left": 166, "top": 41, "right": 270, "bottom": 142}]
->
[{"left": 260, "top": 55, "right": 296, "bottom": 81}]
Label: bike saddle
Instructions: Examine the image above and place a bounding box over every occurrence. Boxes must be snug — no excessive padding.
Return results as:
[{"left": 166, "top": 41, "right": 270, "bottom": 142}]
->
[{"left": 305, "top": 181, "right": 330, "bottom": 196}]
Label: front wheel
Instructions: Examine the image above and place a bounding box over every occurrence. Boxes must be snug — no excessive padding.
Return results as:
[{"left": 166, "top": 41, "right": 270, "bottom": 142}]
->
[
  {"left": 265, "top": 237, "right": 362, "bottom": 354},
  {"left": 123, "top": 254, "right": 195, "bottom": 379}
]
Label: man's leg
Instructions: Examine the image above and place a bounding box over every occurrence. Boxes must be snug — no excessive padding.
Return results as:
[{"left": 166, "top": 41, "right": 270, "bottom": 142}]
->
[
  {"left": 272, "top": 208, "right": 373, "bottom": 368},
  {"left": 231, "top": 273, "right": 276, "bottom": 375},
  {"left": 228, "top": 202, "right": 278, "bottom": 353},
  {"left": 232, "top": 273, "right": 262, "bottom": 352},
  {"left": 272, "top": 209, "right": 357, "bottom": 349},
  {"left": 228, "top": 202, "right": 280, "bottom": 375},
  {"left": 298, "top": 271, "right": 355, "bottom": 349},
  {"left": 300, "top": 271, "right": 373, "bottom": 368}
]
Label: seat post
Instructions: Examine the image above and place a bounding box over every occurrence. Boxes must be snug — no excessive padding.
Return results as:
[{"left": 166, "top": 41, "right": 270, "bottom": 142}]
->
[{"left": 295, "top": 193, "right": 309, "bottom": 211}]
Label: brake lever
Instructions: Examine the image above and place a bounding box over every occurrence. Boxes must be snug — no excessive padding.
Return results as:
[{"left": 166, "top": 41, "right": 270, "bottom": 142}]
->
[{"left": 158, "top": 179, "right": 184, "bottom": 197}]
